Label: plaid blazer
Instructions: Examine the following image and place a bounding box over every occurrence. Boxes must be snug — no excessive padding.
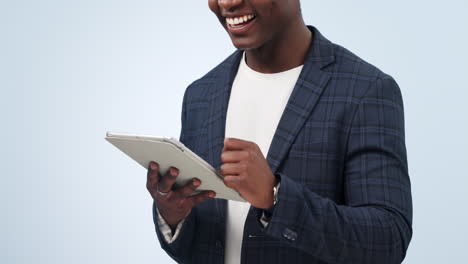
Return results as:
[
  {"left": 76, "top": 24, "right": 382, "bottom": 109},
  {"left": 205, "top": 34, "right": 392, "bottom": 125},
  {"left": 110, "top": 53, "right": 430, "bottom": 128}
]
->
[{"left": 153, "top": 26, "right": 412, "bottom": 264}]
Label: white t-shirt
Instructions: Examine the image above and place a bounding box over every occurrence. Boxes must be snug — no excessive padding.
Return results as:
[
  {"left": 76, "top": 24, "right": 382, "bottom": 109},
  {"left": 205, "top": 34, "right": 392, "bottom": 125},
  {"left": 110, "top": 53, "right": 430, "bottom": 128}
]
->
[
  {"left": 224, "top": 53, "right": 303, "bottom": 264},
  {"left": 156, "top": 52, "right": 303, "bottom": 263}
]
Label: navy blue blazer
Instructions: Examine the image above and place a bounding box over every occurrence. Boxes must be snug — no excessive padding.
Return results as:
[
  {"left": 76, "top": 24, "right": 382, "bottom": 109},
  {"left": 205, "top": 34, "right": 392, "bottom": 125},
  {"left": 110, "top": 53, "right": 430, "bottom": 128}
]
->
[{"left": 153, "top": 26, "right": 412, "bottom": 264}]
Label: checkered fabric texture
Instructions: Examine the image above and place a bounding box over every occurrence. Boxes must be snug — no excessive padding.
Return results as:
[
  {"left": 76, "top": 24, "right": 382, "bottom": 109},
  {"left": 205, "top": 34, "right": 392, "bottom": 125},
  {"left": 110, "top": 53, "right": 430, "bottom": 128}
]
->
[{"left": 153, "top": 26, "right": 412, "bottom": 264}]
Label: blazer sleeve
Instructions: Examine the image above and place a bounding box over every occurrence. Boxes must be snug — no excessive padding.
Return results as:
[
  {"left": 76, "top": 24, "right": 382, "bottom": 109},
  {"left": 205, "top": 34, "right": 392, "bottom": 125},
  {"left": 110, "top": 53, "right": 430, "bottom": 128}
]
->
[
  {"left": 153, "top": 202, "right": 197, "bottom": 263},
  {"left": 152, "top": 89, "right": 197, "bottom": 263},
  {"left": 258, "top": 76, "right": 413, "bottom": 263}
]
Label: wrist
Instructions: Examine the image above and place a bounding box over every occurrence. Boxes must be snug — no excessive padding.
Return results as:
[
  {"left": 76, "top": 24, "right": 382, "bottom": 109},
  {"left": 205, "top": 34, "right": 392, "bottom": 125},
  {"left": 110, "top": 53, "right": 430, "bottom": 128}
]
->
[
  {"left": 261, "top": 176, "right": 281, "bottom": 210},
  {"left": 158, "top": 208, "right": 182, "bottom": 232}
]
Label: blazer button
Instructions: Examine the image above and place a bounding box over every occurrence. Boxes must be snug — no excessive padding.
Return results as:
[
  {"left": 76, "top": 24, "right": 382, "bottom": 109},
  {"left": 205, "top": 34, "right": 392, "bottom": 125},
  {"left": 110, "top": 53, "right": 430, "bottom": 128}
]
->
[{"left": 282, "top": 228, "right": 297, "bottom": 241}]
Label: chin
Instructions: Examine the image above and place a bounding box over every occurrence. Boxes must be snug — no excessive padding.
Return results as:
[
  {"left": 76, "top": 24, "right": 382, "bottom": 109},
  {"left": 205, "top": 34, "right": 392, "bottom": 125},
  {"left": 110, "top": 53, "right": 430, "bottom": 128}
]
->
[{"left": 229, "top": 37, "right": 261, "bottom": 50}]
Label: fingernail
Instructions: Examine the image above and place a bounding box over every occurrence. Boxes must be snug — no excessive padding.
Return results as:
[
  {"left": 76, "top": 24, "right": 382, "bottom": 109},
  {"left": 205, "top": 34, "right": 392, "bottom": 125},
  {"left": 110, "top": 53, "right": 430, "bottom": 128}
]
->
[
  {"left": 193, "top": 179, "right": 200, "bottom": 186},
  {"left": 150, "top": 162, "right": 157, "bottom": 170}
]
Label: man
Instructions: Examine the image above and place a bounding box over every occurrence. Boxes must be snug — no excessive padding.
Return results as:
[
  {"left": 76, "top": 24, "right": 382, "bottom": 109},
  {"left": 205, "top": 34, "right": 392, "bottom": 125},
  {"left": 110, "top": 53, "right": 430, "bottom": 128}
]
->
[{"left": 146, "top": 0, "right": 413, "bottom": 263}]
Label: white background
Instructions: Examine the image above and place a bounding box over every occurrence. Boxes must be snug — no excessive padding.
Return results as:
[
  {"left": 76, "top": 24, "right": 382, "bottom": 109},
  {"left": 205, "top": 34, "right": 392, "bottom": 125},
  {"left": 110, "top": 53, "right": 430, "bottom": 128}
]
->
[{"left": 1, "top": 0, "right": 467, "bottom": 263}]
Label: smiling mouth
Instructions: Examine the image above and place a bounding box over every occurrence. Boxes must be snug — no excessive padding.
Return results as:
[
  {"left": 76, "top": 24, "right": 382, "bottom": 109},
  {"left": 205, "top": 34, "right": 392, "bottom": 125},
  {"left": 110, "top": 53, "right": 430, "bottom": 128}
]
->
[{"left": 226, "top": 14, "right": 256, "bottom": 29}]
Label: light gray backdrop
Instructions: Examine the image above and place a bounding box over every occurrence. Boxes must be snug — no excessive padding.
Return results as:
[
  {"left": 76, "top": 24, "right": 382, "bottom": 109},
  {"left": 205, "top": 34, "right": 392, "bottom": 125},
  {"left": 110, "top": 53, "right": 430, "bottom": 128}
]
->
[{"left": 1, "top": 0, "right": 467, "bottom": 263}]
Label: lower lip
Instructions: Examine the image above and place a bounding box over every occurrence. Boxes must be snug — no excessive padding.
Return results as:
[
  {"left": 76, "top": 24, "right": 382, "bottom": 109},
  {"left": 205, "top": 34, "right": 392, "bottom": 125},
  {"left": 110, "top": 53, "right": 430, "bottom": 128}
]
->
[{"left": 226, "top": 17, "right": 256, "bottom": 35}]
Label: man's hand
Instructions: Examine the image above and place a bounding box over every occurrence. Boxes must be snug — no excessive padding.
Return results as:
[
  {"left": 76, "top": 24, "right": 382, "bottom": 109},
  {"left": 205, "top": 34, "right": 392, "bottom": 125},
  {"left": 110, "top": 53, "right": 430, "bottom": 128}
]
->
[
  {"left": 221, "top": 138, "right": 276, "bottom": 209},
  {"left": 147, "top": 161, "right": 216, "bottom": 230}
]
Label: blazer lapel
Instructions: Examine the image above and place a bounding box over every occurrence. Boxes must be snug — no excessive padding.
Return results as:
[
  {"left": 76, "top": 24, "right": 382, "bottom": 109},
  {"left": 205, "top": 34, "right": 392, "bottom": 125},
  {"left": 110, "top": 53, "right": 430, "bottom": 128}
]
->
[
  {"left": 206, "top": 51, "right": 243, "bottom": 170},
  {"left": 266, "top": 27, "right": 335, "bottom": 174},
  {"left": 205, "top": 51, "right": 243, "bottom": 229},
  {"left": 205, "top": 27, "right": 336, "bottom": 176}
]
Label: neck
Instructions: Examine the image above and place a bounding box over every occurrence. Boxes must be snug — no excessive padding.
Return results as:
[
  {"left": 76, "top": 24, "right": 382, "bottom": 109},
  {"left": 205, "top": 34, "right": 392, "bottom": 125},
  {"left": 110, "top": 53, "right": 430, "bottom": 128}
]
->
[{"left": 245, "top": 19, "right": 312, "bottom": 74}]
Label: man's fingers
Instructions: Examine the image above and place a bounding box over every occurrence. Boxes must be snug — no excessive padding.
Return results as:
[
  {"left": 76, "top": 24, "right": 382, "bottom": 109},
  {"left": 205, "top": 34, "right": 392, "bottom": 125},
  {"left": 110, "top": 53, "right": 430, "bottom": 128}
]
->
[
  {"left": 221, "top": 150, "right": 249, "bottom": 163},
  {"left": 223, "top": 175, "right": 241, "bottom": 189},
  {"left": 223, "top": 138, "right": 254, "bottom": 151},
  {"left": 185, "top": 191, "right": 216, "bottom": 207},
  {"left": 146, "top": 161, "right": 159, "bottom": 192},
  {"left": 176, "top": 178, "right": 202, "bottom": 197},
  {"left": 220, "top": 163, "right": 243, "bottom": 176},
  {"left": 159, "top": 167, "right": 179, "bottom": 193}
]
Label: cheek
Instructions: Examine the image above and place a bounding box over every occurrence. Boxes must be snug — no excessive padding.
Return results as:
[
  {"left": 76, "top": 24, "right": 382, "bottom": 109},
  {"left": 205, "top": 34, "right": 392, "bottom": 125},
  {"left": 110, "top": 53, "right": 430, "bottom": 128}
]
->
[
  {"left": 208, "top": 0, "right": 219, "bottom": 14},
  {"left": 255, "top": 0, "right": 295, "bottom": 18},
  {"left": 251, "top": 2, "right": 280, "bottom": 27},
  {"left": 253, "top": 0, "right": 276, "bottom": 14}
]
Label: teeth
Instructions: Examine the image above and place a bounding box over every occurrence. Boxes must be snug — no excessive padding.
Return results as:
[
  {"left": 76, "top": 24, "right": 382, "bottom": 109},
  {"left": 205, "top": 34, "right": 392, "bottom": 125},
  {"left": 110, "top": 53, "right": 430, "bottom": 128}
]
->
[{"left": 226, "top": 14, "right": 255, "bottom": 26}]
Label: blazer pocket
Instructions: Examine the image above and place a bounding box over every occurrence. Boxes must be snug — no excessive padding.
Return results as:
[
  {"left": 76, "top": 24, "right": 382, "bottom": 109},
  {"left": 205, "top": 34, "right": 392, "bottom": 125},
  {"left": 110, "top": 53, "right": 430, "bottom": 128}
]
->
[{"left": 288, "top": 141, "right": 338, "bottom": 161}]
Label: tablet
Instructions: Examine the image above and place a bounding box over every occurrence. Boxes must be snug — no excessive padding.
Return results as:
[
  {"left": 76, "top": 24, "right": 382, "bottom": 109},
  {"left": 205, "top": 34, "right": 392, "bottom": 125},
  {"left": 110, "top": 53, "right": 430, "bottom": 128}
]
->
[{"left": 105, "top": 132, "right": 245, "bottom": 202}]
